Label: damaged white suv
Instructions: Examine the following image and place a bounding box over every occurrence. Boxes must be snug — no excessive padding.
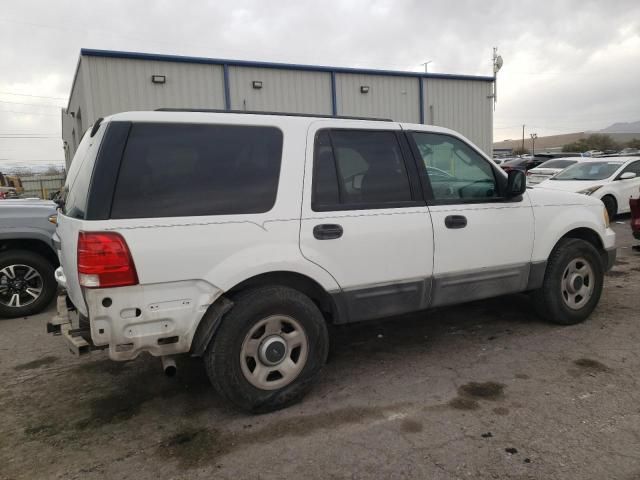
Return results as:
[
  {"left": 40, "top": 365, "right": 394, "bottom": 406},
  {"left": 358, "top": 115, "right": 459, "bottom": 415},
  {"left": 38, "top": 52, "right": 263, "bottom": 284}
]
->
[{"left": 50, "top": 111, "right": 616, "bottom": 412}]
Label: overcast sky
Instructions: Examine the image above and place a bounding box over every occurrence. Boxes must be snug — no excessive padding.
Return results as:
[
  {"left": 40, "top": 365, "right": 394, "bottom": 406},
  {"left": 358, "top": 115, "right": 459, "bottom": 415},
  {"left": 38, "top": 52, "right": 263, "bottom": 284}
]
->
[{"left": 1, "top": 0, "right": 639, "bottom": 165}]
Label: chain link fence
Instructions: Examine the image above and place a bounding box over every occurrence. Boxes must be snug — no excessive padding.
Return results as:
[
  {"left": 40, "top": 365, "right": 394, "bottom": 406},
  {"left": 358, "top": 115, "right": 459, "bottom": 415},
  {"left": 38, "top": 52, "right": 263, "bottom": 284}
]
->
[{"left": 20, "top": 174, "right": 65, "bottom": 199}]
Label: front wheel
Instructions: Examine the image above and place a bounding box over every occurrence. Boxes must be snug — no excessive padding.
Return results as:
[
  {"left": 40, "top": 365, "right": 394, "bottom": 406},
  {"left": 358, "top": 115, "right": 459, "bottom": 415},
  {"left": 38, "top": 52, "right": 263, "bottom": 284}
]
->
[
  {"left": 204, "top": 286, "right": 329, "bottom": 413},
  {"left": 0, "top": 250, "right": 57, "bottom": 318},
  {"left": 531, "top": 238, "right": 604, "bottom": 325}
]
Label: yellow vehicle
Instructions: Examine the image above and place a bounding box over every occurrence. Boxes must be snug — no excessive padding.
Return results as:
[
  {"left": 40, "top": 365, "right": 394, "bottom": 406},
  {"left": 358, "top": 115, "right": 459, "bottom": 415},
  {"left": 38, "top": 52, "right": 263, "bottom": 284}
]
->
[{"left": 0, "top": 173, "right": 23, "bottom": 198}]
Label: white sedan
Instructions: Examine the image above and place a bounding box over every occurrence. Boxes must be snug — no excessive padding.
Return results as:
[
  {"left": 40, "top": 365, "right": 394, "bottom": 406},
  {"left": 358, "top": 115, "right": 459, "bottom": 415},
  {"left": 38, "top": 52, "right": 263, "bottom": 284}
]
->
[
  {"left": 535, "top": 156, "right": 640, "bottom": 218},
  {"left": 526, "top": 157, "right": 581, "bottom": 186}
]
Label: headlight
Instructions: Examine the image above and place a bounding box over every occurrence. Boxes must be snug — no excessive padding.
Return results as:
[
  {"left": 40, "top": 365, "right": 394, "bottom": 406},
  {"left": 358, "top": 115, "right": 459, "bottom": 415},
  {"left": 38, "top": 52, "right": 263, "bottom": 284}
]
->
[
  {"left": 577, "top": 185, "right": 603, "bottom": 196},
  {"left": 603, "top": 206, "right": 610, "bottom": 228}
]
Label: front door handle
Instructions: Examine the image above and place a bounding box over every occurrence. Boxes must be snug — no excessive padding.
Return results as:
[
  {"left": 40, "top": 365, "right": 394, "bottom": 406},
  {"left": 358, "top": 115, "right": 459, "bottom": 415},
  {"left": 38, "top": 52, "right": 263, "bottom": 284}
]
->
[
  {"left": 445, "top": 215, "right": 467, "bottom": 229},
  {"left": 313, "top": 224, "right": 343, "bottom": 240}
]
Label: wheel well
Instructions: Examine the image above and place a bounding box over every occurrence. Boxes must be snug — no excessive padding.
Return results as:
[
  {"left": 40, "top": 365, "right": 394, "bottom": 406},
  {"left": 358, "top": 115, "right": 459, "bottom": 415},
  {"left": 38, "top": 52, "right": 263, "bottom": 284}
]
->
[
  {"left": 227, "top": 271, "right": 338, "bottom": 323},
  {"left": 561, "top": 228, "right": 604, "bottom": 252},
  {"left": 0, "top": 239, "right": 58, "bottom": 266}
]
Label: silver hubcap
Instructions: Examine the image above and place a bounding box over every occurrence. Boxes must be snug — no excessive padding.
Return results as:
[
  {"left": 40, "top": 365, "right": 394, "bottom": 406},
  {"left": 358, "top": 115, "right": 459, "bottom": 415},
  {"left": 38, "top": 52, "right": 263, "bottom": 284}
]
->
[
  {"left": 561, "top": 257, "right": 594, "bottom": 310},
  {"left": 240, "top": 315, "right": 308, "bottom": 390},
  {"left": 0, "top": 264, "right": 43, "bottom": 308}
]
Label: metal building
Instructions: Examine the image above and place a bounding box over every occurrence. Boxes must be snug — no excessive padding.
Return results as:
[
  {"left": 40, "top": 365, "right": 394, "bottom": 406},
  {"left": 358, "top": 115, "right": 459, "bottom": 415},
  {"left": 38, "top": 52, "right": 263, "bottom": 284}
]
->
[{"left": 62, "top": 49, "right": 495, "bottom": 168}]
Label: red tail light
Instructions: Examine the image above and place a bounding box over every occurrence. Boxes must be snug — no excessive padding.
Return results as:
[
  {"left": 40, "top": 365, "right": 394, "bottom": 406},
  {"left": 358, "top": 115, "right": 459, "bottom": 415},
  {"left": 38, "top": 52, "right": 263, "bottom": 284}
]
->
[{"left": 77, "top": 232, "right": 138, "bottom": 288}]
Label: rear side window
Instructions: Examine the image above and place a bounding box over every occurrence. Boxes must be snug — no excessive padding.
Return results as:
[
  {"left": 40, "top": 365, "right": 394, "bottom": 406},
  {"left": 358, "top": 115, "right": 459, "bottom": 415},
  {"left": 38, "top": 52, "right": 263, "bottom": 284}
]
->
[
  {"left": 111, "top": 123, "right": 283, "bottom": 219},
  {"left": 63, "top": 124, "right": 105, "bottom": 219},
  {"left": 312, "top": 129, "right": 413, "bottom": 211}
]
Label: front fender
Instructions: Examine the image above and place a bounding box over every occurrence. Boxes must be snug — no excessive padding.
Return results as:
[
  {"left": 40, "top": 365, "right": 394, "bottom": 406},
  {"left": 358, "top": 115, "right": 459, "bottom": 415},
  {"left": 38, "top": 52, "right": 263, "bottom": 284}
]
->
[{"left": 529, "top": 190, "right": 613, "bottom": 262}]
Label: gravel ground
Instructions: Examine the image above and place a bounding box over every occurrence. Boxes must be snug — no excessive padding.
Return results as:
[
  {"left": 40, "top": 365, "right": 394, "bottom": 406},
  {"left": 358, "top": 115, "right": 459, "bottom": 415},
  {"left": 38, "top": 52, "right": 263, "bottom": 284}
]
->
[{"left": 1, "top": 219, "right": 639, "bottom": 480}]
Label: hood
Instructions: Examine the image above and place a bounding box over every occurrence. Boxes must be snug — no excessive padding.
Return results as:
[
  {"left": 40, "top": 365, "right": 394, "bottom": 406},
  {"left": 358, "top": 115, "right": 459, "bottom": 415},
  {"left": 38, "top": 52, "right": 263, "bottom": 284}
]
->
[
  {"left": 533, "top": 179, "right": 603, "bottom": 193},
  {"left": 527, "top": 185, "right": 603, "bottom": 208}
]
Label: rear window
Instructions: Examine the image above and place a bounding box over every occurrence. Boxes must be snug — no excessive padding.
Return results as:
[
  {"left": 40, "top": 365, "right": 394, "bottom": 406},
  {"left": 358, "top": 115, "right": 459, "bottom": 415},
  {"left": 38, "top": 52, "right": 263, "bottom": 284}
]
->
[
  {"left": 111, "top": 123, "right": 283, "bottom": 219},
  {"left": 536, "top": 159, "right": 576, "bottom": 169}
]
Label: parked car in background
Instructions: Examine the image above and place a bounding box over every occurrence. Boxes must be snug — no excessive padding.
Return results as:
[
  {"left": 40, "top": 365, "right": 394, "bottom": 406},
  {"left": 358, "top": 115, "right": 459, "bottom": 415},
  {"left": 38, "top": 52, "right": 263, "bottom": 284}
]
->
[
  {"left": 49, "top": 111, "right": 615, "bottom": 412},
  {"left": 526, "top": 158, "right": 580, "bottom": 186},
  {"left": 0, "top": 199, "right": 58, "bottom": 318},
  {"left": 620, "top": 148, "right": 640, "bottom": 156},
  {"left": 502, "top": 152, "right": 584, "bottom": 173},
  {"left": 584, "top": 150, "right": 604, "bottom": 157},
  {"left": 535, "top": 157, "right": 640, "bottom": 218},
  {"left": 500, "top": 157, "right": 545, "bottom": 172}
]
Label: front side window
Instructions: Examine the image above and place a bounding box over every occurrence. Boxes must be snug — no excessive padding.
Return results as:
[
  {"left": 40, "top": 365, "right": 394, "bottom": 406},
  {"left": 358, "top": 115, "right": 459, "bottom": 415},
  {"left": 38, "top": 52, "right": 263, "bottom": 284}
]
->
[
  {"left": 312, "top": 130, "right": 413, "bottom": 211},
  {"left": 412, "top": 132, "right": 498, "bottom": 202},
  {"left": 111, "top": 123, "right": 283, "bottom": 219}
]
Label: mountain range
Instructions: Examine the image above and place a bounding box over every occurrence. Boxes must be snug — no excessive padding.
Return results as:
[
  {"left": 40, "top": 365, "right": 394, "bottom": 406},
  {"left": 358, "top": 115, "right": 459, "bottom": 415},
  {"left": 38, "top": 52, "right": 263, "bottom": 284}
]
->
[{"left": 598, "top": 120, "right": 640, "bottom": 134}]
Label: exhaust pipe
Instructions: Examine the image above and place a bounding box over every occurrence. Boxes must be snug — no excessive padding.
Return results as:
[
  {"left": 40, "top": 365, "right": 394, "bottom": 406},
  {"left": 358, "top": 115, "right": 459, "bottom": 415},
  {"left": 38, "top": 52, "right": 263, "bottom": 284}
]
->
[{"left": 161, "top": 356, "right": 177, "bottom": 377}]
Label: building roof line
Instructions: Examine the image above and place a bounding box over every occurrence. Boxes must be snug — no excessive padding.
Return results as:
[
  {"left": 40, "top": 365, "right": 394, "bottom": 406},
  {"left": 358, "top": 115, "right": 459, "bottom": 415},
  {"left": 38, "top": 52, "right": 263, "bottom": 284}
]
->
[{"left": 79, "top": 48, "right": 495, "bottom": 83}]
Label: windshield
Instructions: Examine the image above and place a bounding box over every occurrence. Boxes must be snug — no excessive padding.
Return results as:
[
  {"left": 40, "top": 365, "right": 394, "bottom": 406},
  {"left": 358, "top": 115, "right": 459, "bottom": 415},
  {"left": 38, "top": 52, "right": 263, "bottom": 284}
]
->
[
  {"left": 551, "top": 161, "right": 622, "bottom": 181},
  {"left": 537, "top": 159, "right": 576, "bottom": 169}
]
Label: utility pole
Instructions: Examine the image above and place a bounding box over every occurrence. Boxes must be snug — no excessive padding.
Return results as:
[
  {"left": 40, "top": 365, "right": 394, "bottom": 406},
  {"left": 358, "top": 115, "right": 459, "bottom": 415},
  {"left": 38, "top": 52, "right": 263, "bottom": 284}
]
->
[
  {"left": 522, "top": 125, "right": 525, "bottom": 152},
  {"left": 421, "top": 61, "right": 432, "bottom": 73},
  {"left": 530, "top": 133, "right": 538, "bottom": 156}
]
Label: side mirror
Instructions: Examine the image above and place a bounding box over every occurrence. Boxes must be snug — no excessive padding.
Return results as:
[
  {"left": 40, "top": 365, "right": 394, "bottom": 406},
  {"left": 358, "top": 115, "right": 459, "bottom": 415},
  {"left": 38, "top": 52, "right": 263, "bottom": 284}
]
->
[
  {"left": 619, "top": 171, "right": 637, "bottom": 180},
  {"left": 506, "top": 170, "right": 526, "bottom": 198}
]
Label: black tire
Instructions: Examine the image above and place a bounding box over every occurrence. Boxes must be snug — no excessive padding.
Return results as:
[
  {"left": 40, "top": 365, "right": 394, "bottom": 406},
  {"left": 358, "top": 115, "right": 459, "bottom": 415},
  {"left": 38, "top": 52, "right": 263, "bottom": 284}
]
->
[
  {"left": 204, "top": 286, "right": 329, "bottom": 413},
  {"left": 601, "top": 195, "right": 617, "bottom": 220},
  {"left": 531, "top": 238, "right": 604, "bottom": 325},
  {"left": 0, "top": 250, "right": 57, "bottom": 319}
]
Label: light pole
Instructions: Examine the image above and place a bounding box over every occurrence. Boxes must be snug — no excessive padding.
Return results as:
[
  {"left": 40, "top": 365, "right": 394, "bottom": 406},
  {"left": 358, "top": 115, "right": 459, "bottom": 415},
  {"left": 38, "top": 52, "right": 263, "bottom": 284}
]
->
[
  {"left": 530, "top": 133, "right": 538, "bottom": 156},
  {"left": 421, "top": 61, "right": 432, "bottom": 73}
]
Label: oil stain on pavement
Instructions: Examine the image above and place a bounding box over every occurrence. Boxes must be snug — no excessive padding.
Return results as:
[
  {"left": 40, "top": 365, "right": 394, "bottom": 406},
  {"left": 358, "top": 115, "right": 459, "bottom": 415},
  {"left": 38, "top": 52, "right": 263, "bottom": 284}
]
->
[{"left": 448, "top": 381, "right": 505, "bottom": 410}]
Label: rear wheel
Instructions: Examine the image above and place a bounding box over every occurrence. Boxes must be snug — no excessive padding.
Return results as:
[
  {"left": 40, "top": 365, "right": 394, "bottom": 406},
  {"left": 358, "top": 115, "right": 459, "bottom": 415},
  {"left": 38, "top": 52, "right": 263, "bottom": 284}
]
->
[
  {"left": 531, "top": 238, "right": 604, "bottom": 325},
  {"left": 602, "top": 195, "right": 617, "bottom": 220},
  {"left": 0, "top": 250, "right": 57, "bottom": 318},
  {"left": 204, "top": 286, "right": 329, "bottom": 413}
]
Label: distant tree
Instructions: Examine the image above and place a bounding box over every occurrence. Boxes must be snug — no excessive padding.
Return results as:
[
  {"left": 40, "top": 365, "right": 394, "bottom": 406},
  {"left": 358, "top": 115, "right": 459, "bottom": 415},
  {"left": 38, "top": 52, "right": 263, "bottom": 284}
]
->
[
  {"left": 562, "top": 134, "right": 620, "bottom": 153},
  {"left": 626, "top": 138, "right": 640, "bottom": 149},
  {"left": 512, "top": 147, "right": 530, "bottom": 155},
  {"left": 43, "top": 166, "right": 62, "bottom": 175}
]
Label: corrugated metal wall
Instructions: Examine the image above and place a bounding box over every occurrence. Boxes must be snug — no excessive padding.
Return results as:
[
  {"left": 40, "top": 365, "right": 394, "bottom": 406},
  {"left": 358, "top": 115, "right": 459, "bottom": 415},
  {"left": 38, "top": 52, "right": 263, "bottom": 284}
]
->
[
  {"left": 84, "top": 56, "right": 226, "bottom": 118},
  {"left": 62, "top": 60, "right": 91, "bottom": 168},
  {"left": 229, "top": 66, "right": 332, "bottom": 114},
  {"left": 335, "top": 73, "right": 420, "bottom": 123},
  {"left": 61, "top": 53, "right": 494, "bottom": 162},
  {"left": 423, "top": 78, "right": 493, "bottom": 155}
]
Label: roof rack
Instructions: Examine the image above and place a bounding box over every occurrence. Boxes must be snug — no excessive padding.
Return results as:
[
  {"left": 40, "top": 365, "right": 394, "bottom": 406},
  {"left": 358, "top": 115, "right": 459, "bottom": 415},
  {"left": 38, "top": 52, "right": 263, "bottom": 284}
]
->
[{"left": 154, "top": 108, "right": 393, "bottom": 122}]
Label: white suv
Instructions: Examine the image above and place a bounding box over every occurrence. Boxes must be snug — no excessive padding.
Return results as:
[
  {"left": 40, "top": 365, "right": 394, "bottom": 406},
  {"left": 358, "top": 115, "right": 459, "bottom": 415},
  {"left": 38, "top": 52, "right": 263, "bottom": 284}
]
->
[{"left": 50, "top": 111, "right": 616, "bottom": 412}]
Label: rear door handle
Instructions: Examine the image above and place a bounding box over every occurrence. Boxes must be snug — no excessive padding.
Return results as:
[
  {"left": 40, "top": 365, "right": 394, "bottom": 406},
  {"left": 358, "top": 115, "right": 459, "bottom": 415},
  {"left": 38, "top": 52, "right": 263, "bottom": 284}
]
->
[
  {"left": 313, "top": 224, "right": 343, "bottom": 240},
  {"left": 445, "top": 215, "right": 467, "bottom": 229}
]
